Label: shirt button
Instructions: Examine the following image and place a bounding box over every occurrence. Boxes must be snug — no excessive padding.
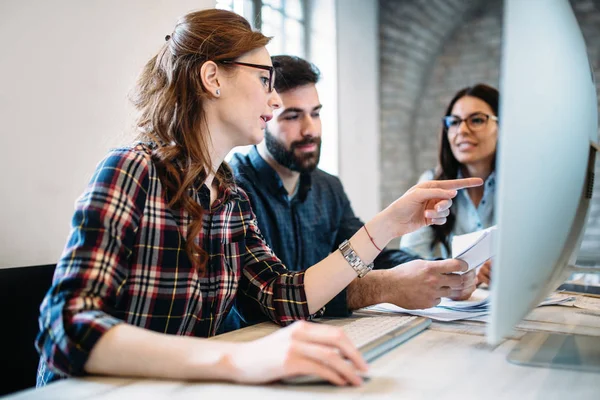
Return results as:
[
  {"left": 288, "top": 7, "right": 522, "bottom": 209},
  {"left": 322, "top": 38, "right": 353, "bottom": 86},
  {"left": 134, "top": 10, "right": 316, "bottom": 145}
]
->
[{"left": 482, "top": 200, "right": 486, "bottom": 205}]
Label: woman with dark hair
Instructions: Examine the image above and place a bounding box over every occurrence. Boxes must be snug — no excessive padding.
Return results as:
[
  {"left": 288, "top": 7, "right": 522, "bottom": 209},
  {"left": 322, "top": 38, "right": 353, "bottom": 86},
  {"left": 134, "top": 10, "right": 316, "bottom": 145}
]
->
[
  {"left": 400, "top": 84, "right": 499, "bottom": 286},
  {"left": 36, "top": 9, "right": 481, "bottom": 387}
]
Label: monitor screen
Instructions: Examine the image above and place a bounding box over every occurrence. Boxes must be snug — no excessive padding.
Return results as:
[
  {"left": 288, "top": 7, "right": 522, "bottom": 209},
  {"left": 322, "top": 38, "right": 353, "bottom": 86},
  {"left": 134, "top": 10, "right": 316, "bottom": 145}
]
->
[{"left": 488, "top": 0, "right": 598, "bottom": 345}]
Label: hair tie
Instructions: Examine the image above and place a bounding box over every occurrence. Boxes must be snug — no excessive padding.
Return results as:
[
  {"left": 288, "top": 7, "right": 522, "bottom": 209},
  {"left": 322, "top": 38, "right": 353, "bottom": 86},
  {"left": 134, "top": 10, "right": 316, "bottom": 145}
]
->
[{"left": 165, "top": 35, "right": 171, "bottom": 42}]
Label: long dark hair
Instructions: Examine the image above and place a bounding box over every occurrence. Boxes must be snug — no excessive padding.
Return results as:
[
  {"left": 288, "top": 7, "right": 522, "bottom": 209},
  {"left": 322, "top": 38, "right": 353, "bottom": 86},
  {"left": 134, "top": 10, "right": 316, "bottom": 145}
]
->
[
  {"left": 129, "top": 9, "right": 270, "bottom": 274},
  {"left": 431, "top": 84, "right": 499, "bottom": 254}
]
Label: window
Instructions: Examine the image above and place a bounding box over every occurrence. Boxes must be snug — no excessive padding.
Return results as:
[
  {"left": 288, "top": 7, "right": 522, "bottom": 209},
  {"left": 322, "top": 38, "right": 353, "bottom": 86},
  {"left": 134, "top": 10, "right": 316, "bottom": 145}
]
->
[
  {"left": 261, "top": 0, "right": 307, "bottom": 58},
  {"left": 217, "top": 0, "right": 307, "bottom": 58},
  {"left": 216, "top": 0, "right": 257, "bottom": 28}
]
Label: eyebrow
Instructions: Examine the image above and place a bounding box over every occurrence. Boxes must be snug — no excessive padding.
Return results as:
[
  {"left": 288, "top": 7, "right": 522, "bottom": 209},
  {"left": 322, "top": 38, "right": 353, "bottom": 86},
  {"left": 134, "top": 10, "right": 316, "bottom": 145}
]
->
[
  {"left": 280, "top": 105, "right": 323, "bottom": 115},
  {"left": 450, "top": 111, "right": 489, "bottom": 118}
]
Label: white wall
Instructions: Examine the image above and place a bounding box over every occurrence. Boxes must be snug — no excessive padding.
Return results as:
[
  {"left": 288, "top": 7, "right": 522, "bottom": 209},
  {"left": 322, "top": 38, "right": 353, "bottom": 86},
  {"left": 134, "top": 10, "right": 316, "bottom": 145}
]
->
[
  {"left": 0, "top": 0, "right": 215, "bottom": 268},
  {"left": 336, "top": 0, "right": 380, "bottom": 222}
]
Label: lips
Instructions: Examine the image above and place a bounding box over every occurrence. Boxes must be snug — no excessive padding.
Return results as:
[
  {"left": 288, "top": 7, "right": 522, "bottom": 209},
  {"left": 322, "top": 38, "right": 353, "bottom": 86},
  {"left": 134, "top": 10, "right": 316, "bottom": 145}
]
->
[
  {"left": 295, "top": 143, "right": 317, "bottom": 152},
  {"left": 292, "top": 138, "right": 321, "bottom": 153},
  {"left": 456, "top": 142, "right": 477, "bottom": 150},
  {"left": 259, "top": 115, "right": 272, "bottom": 129}
]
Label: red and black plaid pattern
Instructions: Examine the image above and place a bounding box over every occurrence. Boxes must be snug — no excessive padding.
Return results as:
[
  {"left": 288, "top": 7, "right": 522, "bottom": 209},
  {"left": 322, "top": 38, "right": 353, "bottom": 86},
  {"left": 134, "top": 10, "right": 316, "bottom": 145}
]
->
[{"left": 35, "top": 143, "right": 314, "bottom": 386}]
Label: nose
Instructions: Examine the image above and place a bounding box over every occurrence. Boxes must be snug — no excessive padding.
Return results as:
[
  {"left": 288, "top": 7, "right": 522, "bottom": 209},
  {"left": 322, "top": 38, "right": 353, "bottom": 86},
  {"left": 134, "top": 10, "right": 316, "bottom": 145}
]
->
[
  {"left": 269, "top": 90, "right": 281, "bottom": 110},
  {"left": 457, "top": 119, "right": 472, "bottom": 135},
  {"left": 301, "top": 114, "right": 317, "bottom": 137}
]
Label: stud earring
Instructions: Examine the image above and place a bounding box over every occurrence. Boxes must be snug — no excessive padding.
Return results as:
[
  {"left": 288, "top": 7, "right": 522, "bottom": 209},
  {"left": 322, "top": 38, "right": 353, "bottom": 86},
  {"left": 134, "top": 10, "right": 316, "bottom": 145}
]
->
[{"left": 216, "top": 89, "right": 220, "bottom": 96}]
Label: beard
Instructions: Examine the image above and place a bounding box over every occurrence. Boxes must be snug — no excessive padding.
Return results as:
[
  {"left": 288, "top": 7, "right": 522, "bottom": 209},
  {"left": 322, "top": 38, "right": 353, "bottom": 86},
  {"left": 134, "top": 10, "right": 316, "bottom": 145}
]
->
[{"left": 264, "top": 129, "right": 321, "bottom": 173}]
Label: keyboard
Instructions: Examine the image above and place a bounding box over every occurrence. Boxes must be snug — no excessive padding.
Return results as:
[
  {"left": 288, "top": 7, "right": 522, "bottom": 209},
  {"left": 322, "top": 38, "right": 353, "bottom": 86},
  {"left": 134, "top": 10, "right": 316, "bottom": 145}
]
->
[{"left": 281, "top": 315, "right": 431, "bottom": 384}]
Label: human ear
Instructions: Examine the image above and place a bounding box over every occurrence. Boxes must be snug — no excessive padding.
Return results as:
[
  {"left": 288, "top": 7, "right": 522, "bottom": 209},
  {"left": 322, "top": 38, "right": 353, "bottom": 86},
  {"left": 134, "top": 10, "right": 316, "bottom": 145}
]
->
[{"left": 200, "top": 61, "right": 221, "bottom": 97}]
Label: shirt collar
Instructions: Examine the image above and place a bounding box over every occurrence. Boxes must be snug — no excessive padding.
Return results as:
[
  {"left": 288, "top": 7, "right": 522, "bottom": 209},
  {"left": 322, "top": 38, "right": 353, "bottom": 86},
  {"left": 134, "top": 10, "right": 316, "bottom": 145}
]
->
[
  {"left": 485, "top": 170, "right": 496, "bottom": 189},
  {"left": 248, "top": 146, "right": 312, "bottom": 202}
]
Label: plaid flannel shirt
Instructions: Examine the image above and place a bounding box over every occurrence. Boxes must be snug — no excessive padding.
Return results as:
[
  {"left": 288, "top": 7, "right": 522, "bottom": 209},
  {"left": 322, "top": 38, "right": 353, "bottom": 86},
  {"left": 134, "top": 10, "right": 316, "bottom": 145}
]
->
[{"left": 35, "top": 143, "right": 315, "bottom": 386}]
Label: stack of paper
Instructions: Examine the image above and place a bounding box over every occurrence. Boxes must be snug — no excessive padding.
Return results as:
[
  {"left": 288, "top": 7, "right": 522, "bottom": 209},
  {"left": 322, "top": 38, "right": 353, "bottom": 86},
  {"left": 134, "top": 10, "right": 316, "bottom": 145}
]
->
[
  {"left": 366, "top": 290, "right": 575, "bottom": 322},
  {"left": 367, "top": 290, "right": 490, "bottom": 322}
]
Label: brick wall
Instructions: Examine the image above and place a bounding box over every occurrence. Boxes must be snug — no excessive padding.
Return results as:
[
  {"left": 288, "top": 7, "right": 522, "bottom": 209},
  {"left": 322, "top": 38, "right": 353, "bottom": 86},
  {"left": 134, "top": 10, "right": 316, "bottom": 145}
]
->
[{"left": 379, "top": 0, "right": 600, "bottom": 260}]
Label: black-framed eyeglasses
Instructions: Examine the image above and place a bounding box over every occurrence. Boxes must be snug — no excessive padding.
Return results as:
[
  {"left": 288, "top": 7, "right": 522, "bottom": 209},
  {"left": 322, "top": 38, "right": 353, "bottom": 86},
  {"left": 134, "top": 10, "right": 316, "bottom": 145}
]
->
[
  {"left": 220, "top": 60, "right": 275, "bottom": 93},
  {"left": 443, "top": 112, "right": 498, "bottom": 133}
]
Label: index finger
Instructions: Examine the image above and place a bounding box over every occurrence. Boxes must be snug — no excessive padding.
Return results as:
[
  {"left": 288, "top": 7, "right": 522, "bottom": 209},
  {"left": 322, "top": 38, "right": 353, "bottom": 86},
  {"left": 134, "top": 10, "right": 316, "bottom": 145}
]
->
[
  {"left": 426, "top": 259, "right": 469, "bottom": 274},
  {"left": 420, "top": 178, "right": 483, "bottom": 191}
]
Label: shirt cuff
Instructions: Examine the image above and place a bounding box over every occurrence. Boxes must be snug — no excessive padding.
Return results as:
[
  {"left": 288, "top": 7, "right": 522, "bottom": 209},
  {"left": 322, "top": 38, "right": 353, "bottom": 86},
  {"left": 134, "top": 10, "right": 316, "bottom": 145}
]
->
[{"left": 39, "top": 306, "right": 123, "bottom": 377}]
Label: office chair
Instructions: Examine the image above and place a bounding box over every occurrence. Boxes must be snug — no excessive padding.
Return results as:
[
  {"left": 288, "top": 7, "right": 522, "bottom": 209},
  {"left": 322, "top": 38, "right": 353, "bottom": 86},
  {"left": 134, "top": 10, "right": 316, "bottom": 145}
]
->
[{"left": 0, "top": 264, "right": 55, "bottom": 396}]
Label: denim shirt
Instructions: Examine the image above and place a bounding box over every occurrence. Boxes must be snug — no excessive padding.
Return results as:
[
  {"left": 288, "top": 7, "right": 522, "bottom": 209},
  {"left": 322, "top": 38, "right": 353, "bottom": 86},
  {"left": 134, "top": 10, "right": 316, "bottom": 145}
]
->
[
  {"left": 220, "top": 146, "right": 420, "bottom": 332},
  {"left": 399, "top": 169, "right": 496, "bottom": 259}
]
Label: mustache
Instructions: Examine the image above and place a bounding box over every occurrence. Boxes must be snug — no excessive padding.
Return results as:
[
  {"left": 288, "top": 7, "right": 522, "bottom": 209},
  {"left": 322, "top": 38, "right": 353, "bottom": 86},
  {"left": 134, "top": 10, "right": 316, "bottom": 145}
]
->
[{"left": 290, "top": 137, "right": 321, "bottom": 150}]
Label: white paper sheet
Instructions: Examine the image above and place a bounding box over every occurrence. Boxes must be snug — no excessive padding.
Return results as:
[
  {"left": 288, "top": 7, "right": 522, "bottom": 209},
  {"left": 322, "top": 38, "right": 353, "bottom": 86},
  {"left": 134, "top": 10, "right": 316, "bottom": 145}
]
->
[
  {"left": 451, "top": 225, "right": 497, "bottom": 273},
  {"left": 365, "top": 289, "right": 575, "bottom": 322}
]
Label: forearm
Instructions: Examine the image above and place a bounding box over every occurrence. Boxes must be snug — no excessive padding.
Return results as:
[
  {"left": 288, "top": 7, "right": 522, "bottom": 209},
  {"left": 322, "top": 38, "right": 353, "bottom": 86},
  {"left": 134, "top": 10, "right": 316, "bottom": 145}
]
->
[
  {"left": 304, "top": 213, "right": 393, "bottom": 314},
  {"left": 346, "top": 270, "right": 390, "bottom": 310},
  {"left": 85, "top": 324, "right": 238, "bottom": 381}
]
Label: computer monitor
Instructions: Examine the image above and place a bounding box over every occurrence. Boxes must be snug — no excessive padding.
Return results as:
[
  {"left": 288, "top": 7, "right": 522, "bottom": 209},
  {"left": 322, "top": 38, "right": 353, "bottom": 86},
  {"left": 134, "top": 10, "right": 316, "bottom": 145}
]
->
[{"left": 488, "top": 0, "right": 599, "bottom": 367}]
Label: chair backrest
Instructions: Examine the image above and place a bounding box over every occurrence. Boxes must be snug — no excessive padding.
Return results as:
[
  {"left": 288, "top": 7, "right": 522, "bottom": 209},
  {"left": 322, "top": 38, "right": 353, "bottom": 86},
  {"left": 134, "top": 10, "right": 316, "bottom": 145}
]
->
[{"left": 0, "top": 264, "right": 55, "bottom": 396}]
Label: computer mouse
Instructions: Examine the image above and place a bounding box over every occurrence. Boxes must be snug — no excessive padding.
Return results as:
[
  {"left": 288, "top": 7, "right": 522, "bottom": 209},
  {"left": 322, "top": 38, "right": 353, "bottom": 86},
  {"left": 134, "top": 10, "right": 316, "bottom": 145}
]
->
[
  {"left": 280, "top": 374, "right": 329, "bottom": 385},
  {"left": 280, "top": 374, "right": 370, "bottom": 385}
]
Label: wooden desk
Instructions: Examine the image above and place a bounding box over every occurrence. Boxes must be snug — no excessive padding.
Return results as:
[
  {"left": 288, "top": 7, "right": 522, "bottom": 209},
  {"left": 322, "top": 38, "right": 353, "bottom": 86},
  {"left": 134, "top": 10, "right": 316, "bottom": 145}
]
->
[{"left": 7, "top": 302, "right": 600, "bottom": 400}]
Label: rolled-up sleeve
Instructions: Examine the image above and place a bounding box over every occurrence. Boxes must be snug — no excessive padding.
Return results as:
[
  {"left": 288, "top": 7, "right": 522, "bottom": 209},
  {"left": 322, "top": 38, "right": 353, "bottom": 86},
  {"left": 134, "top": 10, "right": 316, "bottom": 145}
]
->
[
  {"left": 236, "top": 195, "right": 320, "bottom": 326},
  {"left": 36, "top": 149, "right": 149, "bottom": 378}
]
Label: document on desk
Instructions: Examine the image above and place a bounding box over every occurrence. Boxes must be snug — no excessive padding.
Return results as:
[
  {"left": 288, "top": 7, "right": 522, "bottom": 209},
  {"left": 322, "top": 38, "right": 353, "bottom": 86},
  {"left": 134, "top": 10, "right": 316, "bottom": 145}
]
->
[
  {"left": 366, "top": 289, "right": 575, "bottom": 322},
  {"left": 451, "top": 225, "right": 497, "bottom": 274},
  {"left": 367, "top": 303, "right": 488, "bottom": 322},
  {"left": 367, "top": 289, "right": 491, "bottom": 322}
]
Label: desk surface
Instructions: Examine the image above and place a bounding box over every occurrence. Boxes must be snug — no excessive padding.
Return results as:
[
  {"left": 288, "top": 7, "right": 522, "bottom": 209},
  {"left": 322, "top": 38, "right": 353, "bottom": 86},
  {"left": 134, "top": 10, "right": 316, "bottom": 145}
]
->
[{"left": 8, "top": 301, "right": 600, "bottom": 400}]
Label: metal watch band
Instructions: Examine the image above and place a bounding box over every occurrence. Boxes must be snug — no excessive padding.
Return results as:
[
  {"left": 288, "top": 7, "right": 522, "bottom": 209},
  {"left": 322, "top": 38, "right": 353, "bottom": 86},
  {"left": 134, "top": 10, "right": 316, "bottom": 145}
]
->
[{"left": 338, "top": 239, "right": 374, "bottom": 278}]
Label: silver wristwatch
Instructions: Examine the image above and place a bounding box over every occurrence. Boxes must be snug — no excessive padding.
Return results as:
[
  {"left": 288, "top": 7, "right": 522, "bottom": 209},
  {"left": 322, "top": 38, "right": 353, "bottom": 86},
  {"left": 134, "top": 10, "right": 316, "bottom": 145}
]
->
[{"left": 338, "top": 239, "right": 374, "bottom": 278}]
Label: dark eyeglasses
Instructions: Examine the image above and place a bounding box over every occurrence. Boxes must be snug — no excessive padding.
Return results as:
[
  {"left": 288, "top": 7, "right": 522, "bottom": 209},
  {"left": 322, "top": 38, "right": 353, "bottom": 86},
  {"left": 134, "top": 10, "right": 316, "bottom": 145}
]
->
[
  {"left": 443, "top": 112, "right": 498, "bottom": 133},
  {"left": 220, "top": 60, "right": 275, "bottom": 93}
]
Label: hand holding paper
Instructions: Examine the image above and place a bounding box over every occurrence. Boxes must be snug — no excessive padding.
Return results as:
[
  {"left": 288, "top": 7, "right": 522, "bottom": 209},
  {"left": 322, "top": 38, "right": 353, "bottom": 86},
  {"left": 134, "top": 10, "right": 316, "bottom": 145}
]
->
[
  {"left": 477, "top": 260, "right": 492, "bottom": 286},
  {"left": 451, "top": 225, "right": 497, "bottom": 274}
]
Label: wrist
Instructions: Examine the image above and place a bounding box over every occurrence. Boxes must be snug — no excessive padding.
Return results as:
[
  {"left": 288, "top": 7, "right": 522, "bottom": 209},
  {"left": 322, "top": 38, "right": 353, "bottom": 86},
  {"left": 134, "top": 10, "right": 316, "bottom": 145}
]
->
[
  {"left": 374, "top": 269, "right": 393, "bottom": 304},
  {"left": 186, "top": 340, "right": 239, "bottom": 382},
  {"left": 366, "top": 212, "right": 395, "bottom": 247},
  {"left": 347, "top": 270, "right": 390, "bottom": 309}
]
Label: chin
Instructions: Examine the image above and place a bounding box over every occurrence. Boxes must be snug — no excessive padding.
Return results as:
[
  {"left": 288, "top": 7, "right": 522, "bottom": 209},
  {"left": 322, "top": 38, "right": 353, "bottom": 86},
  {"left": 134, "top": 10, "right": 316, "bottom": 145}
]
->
[
  {"left": 241, "top": 130, "right": 264, "bottom": 146},
  {"left": 455, "top": 155, "right": 474, "bottom": 165},
  {"left": 252, "top": 130, "right": 265, "bottom": 144}
]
